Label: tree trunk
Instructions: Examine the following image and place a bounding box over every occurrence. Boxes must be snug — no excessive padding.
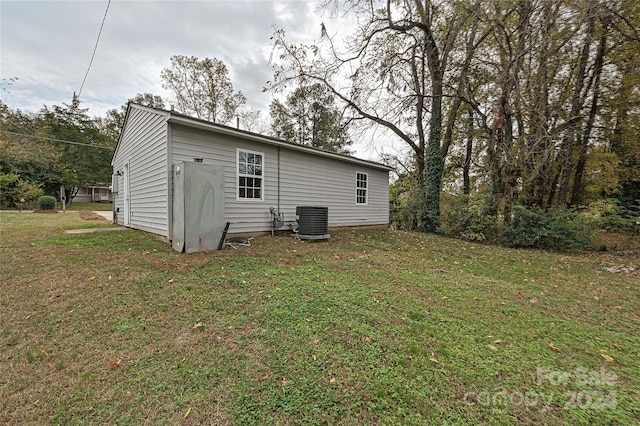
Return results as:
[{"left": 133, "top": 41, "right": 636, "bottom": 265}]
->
[
  {"left": 547, "top": 167, "right": 561, "bottom": 207},
  {"left": 421, "top": 69, "right": 444, "bottom": 232},
  {"left": 557, "top": 2, "right": 596, "bottom": 206},
  {"left": 570, "top": 28, "right": 606, "bottom": 206},
  {"left": 463, "top": 110, "right": 473, "bottom": 195}
]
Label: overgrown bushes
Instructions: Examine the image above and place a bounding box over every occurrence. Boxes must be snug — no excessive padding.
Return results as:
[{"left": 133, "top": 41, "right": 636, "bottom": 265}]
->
[
  {"left": 440, "top": 194, "right": 503, "bottom": 243},
  {"left": 392, "top": 189, "right": 598, "bottom": 251},
  {"left": 502, "top": 206, "right": 592, "bottom": 250},
  {"left": 0, "top": 173, "right": 44, "bottom": 209},
  {"left": 581, "top": 198, "right": 638, "bottom": 233},
  {"left": 36, "top": 195, "right": 57, "bottom": 210}
]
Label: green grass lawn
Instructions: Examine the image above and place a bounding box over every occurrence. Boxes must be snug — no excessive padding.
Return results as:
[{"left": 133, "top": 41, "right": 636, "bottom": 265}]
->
[
  {"left": 1, "top": 212, "right": 638, "bottom": 425},
  {"left": 58, "top": 201, "right": 114, "bottom": 211}
]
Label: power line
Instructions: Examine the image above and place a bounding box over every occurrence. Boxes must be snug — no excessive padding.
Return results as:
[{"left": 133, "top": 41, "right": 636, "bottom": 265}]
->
[
  {"left": 0, "top": 130, "right": 115, "bottom": 150},
  {"left": 78, "top": 0, "right": 112, "bottom": 98}
]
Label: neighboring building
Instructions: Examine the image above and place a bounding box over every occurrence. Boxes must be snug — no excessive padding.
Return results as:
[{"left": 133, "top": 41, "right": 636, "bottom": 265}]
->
[
  {"left": 111, "top": 104, "right": 392, "bottom": 251},
  {"left": 73, "top": 185, "right": 113, "bottom": 203}
]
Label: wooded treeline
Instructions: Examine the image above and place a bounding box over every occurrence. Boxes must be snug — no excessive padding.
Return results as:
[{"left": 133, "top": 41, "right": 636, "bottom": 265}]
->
[
  {"left": 0, "top": 97, "right": 115, "bottom": 207},
  {"left": 269, "top": 0, "right": 639, "bottom": 237}
]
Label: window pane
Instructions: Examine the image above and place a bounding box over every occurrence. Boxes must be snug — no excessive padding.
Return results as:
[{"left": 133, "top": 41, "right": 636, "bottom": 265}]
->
[{"left": 238, "top": 150, "right": 263, "bottom": 200}]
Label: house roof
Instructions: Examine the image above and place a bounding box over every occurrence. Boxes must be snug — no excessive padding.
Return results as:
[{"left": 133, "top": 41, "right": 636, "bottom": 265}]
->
[{"left": 114, "top": 103, "right": 393, "bottom": 172}]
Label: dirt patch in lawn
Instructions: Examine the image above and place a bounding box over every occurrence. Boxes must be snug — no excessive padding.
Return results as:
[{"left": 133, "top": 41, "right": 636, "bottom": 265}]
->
[{"left": 78, "top": 210, "right": 103, "bottom": 220}]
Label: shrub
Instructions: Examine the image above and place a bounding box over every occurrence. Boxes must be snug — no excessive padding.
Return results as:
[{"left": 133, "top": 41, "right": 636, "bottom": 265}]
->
[
  {"left": 37, "top": 195, "right": 57, "bottom": 210},
  {"left": 440, "top": 193, "right": 504, "bottom": 243},
  {"left": 0, "top": 173, "right": 44, "bottom": 209},
  {"left": 581, "top": 198, "right": 636, "bottom": 233},
  {"left": 17, "top": 180, "right": 44, "bottom": 208},
  {"left": 503, "top": 206, "right": 592, "bottom": 251},
  {"left": 0, "top": 173, "right": 20, "bottom": 209},
  {"left": 389, "top": 176, "right": 422, "bottom": 231}
]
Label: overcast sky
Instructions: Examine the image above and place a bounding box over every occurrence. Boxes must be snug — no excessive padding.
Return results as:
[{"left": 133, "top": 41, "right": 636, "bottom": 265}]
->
[
  {"left": 1, "top": 0, "right": 321, "bottom": 111},
  {"left": 0, "top": 0, "right": 397, "bottom": 160}
]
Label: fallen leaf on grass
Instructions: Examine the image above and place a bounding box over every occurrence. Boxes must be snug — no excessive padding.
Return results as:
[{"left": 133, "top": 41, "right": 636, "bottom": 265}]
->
[
  {"left": 632, "top": 312, "right": 640, "bottom": 319},
  {"left": 183, "top": 407, "right": 192, "bottom": 419},
  {"left": 281, "top": 377, "right": 290, "bottom": 385},
  {"left": 108, "top": 359, "right": 121, "bottom": 370},
  {"left": 600, "top": 353, "right": 615, "bottom": 362},
  {"left": 193, "top": 322, "right": 203, "bottom": 329},
  {"left": 429, "top": 358, "right": 440, "bottom": 364},
  {"left": 329, "top": 377, "right": 337, "bottom": 383},
  {"left": 494, "top": 339, "right": 503, "bottom": 344},
  {"left": 88, "top": 276, "right": 96, "bottom": 281},
  {"left": 548, "top": 342, "right": 561, "bottom": 352},
  {"left": 365, "top": 336, "right": 373, "bottom": 343},
  {"left": 486, "top": 344, "right": 498, "bottom": 351}
]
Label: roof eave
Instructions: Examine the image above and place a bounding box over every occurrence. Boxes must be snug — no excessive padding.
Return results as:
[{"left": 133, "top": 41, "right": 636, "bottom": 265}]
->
[{"left": 166, "top": 113, "right": 394, "bottom": 172}]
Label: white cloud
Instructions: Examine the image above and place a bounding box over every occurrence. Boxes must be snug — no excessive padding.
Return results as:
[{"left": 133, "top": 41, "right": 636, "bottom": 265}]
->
[{"left": 0, "top": 0, "right": 390, "bottom": 160}]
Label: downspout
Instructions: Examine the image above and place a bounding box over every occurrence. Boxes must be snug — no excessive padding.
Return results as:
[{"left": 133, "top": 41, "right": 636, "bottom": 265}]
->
[
  {"left": 167, "top": 120, "right": 173, "bottom": 242},
  {"left": 277, "top": 146, "right": 281, "bottom": 213}
]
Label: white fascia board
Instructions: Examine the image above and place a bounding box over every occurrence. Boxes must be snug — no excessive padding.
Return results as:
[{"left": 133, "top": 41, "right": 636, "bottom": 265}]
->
[{"left": 166, "top": 114, "right": 394, "bottom": 173}]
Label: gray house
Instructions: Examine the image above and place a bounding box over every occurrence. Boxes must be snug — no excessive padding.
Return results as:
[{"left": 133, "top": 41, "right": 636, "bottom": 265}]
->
[{"left": 111, "top": 104, "right": 391, "bottom": 252}]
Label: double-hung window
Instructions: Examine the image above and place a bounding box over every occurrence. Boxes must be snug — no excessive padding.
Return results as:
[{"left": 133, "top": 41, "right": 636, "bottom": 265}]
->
[
  {"left": 356, "top": 172, "right": 368, "bottom": 205},
  {"left": 237, "top": 149, "right": 264, "bottom": 201}
]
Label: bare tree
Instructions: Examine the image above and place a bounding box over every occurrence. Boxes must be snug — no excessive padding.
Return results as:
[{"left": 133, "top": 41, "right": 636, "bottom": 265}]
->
[
  {"left": 270, "top": 0, "right": 479, "bottom": 232},
  {"left": 161, "top": 55, "right": 246, "bottom": 124}
]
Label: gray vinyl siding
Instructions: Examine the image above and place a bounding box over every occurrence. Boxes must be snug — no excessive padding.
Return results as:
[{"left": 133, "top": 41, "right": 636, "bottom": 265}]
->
[
  {"left": 278, "top": 149, "right": 389, "bottom": 227},
  {"left": 171, "top": 125, "right": 389, "bottom": 233},
  {"left": 171, "top": 125, "right": 278, "bottom": 234},
  {"left": 111, "top": 106, "right": 169, "bottom": 236}
]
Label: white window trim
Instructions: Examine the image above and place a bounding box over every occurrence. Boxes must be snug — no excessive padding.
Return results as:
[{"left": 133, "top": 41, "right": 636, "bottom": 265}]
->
[
  {"left": 236, "top": 148, "right": 265, "bottom": 202},
  {"left": 356, "top": 171, "right": 368, "bottom": 205}
]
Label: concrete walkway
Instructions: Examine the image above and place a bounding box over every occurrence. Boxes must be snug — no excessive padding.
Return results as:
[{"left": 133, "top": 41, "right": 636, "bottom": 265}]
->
[
  {"left": 93, "top": 210, "right": 113, "bottom": 221},
  {"left": 63, "top": 210, "right": 127, "bottom": 234},
  {"left": 65, "top": 226, "right": 128, "bottom": 234}
]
